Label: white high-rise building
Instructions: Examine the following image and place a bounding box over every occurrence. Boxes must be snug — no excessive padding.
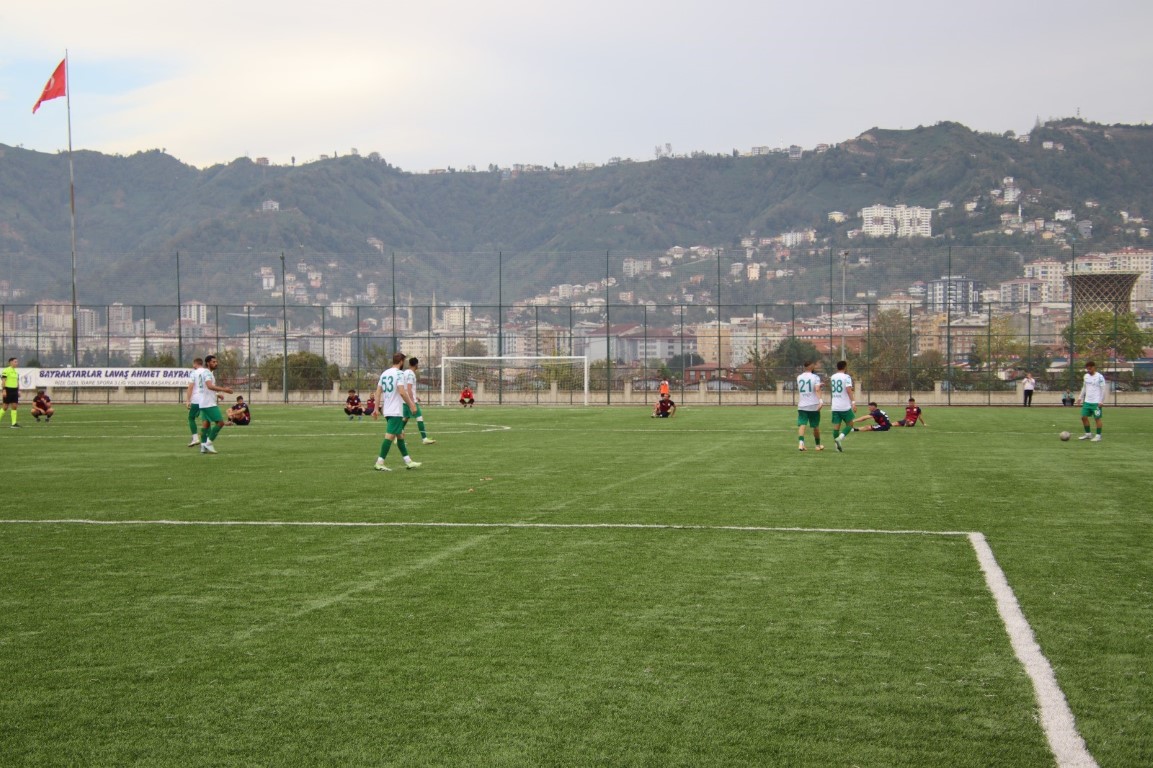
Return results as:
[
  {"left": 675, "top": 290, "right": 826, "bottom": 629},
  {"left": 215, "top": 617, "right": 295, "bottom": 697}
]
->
[{"left": 859, "top": 204, "right": 933, "bottom": 238}]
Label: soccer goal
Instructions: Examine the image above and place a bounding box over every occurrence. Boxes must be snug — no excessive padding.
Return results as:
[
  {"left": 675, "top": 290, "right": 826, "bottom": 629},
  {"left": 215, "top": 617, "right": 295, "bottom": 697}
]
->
[{"left": 440, "top": 356, "right": 590, "bottom": 406}]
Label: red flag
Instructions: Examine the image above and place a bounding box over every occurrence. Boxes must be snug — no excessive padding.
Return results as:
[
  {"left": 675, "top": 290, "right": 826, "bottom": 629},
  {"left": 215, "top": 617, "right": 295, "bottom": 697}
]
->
[{"left": 33, "top": 58, "right": 67, "bottom": 114}]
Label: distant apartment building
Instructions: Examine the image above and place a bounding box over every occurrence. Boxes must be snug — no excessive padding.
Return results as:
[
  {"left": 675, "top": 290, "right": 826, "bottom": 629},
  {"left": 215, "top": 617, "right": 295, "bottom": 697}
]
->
[
  {"left": 622, "top": 257, "right": 653, "bottom": 278},
  {"left": 927, "top": 275, "right": 983, "bottom": 315},
  {"left": 998, "top": 278, "right": 1045, "bottom": 307},
  {"left": 859, "top": 204, "right": 932, "bottom": 238},
  {"left": 180, "top": 301, "right": 209, "bottom": 325}
]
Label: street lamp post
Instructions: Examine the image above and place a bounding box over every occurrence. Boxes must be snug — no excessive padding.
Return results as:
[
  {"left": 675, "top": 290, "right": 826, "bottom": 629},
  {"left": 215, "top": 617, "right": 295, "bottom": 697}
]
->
[
  {"left": 840, "top": 250, "right": 849, "bottom": 360},
  {"left": 280, "top": 253, "right": 288, "bottom": 402}
]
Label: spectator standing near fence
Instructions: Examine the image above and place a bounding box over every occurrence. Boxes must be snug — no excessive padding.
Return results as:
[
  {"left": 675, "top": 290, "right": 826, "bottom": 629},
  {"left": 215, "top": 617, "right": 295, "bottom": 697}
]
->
[{"left": 1022, "top": 372, "right": 1036, "bottom": 407}]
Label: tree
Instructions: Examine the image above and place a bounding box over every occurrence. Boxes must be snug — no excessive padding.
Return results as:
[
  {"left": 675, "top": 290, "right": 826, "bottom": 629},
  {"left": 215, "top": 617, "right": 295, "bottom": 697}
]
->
[
  {"left": 667, "top": 352, "right": 704, "bottom": 370},
  {"left": 772, "top": 337, "right": 821, "bottom": 371},
  {"left": 214, "top": 349, "right": 242, "bottom": 384},
  {"left": 259, "top": 351, "right": 336, "bottom": 390},
  {"left": 746, "top": 347, "right": 776, "bottom": 389},
  {"left": 448, "top": 340, "right": 489, "bottom": 357},
  {"left": 1062, "top": 311, "right": 1148, "bottom": 363},
  {"left": 860, "top": 309, "right": 913, "bottom": 391}
]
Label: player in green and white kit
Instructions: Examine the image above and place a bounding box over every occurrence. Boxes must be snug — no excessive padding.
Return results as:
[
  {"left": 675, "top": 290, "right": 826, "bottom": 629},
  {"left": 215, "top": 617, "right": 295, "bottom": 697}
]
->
[
  {"left": 1075, "top": 360, "right": 1107, "bottom": 442},
  {"left": 373, "top": 353, "right": 422, "bottom": 471},
  {"left": 829, "top": 360, "right": 855, "bottom": 452},
  {"left": 184, "top": 357, "right": 204, "bottom": 447},
  {"left": 403, "top": 357, "right": 435, "bottom": 445},
  {"left": 192, "top": 355, "right": 233, "bottom": 454},
  {"left": 796, "top": 360, "right": 824, "bottom": 452}
]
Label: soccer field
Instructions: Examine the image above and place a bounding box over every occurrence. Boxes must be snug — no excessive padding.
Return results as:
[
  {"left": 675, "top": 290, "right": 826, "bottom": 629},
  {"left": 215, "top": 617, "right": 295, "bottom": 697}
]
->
[{"left": 1, "top": 404, "right": 1149, "bottom": 766}]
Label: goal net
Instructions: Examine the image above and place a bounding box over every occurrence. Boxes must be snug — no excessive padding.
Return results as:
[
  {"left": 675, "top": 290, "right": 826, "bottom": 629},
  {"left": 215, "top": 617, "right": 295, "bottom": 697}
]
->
[{"left": 440, "top": 356, "right": 590, "bottom": 406}]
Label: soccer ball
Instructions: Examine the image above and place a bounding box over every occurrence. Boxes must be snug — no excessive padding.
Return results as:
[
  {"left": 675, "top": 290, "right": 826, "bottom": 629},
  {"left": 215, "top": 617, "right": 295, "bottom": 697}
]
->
[{"left": 1059, "top": 431, "right": 1071, "bottom": 441}]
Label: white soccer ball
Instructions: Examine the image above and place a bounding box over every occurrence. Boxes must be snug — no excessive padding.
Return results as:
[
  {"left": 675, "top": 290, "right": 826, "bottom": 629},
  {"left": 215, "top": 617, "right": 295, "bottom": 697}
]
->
[{"left": 1059, "top": 431, "right": 1071, "bottom": 441}]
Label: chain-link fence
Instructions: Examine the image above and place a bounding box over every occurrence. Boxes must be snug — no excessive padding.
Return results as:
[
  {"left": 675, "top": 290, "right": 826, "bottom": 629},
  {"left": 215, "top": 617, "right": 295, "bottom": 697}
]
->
[{"left": 3, "top": 244, "right": 1152, "bottom": 404}]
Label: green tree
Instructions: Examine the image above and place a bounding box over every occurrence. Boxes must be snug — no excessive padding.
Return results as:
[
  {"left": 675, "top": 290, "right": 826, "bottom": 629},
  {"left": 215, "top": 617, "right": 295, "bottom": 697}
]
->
[
  {"left": 214, "top": 349, "right": 242, "bottom": 384},
  {"left": 448, "top": 340, "right": 489, "bottom": 357},
  {"left": 773, "top": 337, "right": 821, "bottom": 371},
  {"left": 259, "top": 351, "right": 335, "bottom": 390},
  {"left": 860, "top": 309, "right": 914, "bottom": 391},
  {"left": 746, "top": 347, "right": 776, "bottom": 390},
  {"left": 1062, "top": 311, "right": 1148, "bottom": 363}
]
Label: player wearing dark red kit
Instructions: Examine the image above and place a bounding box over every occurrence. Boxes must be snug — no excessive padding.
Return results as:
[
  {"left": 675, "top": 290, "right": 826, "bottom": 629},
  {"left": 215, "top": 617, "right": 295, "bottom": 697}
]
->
[
  {"left": 227, "top": 396, "right": 251, "bottom": 426},
  {"left": 363, "top": 396, "right": 376, "bottom": 416},
  {"left": 31, "top": 390, "right": 54, "bottom": 423},
  {"left": 852, "top": 402, "right": 891, "bottom": 432},
  {"left": 652, "top": 393, "right": 676, "bottom": 418},
  {"left": 345, "top": 389, "right": 364, "bottom": 420},
  {"left": 895, "top": 398, "right": 927, "bottom": 427}
]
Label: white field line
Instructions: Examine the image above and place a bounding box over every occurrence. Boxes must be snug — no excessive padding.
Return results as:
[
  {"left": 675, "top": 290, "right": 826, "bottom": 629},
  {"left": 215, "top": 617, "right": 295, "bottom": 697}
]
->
[
  {"left": 0, "top": 518, "right": 1096, "bottom": 767},
  {"left": 969, "top": 532, "right": 1098, "bottom": 768}
]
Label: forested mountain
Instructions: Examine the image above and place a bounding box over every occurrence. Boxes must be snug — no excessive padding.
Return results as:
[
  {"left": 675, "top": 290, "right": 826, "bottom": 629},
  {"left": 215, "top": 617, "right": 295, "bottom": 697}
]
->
[{"left": 2, "top": 119, "right": 1151, "bottom": 305}]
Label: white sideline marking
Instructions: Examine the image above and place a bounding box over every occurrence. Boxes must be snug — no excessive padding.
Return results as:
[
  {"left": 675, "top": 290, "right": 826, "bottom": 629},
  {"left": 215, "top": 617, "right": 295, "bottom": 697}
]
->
[
  {"left": 1, "top": 518, "right": 1097, "bottom": 766},
  {"left": 969, "top": 532, "right": 1098, "bottom": 768}
]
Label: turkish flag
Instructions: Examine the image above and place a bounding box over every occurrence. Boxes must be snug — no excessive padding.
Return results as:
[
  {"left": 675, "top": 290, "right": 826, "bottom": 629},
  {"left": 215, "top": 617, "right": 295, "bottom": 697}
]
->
[{"left": 32, "top": 59, "right": 67, "bottom": 114}]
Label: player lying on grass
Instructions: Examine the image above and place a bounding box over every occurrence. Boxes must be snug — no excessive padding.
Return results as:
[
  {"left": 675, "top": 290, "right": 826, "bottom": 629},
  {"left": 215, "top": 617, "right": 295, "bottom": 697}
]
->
[{"left": 851, "top": 402, "right": 891, "bottom": 432}]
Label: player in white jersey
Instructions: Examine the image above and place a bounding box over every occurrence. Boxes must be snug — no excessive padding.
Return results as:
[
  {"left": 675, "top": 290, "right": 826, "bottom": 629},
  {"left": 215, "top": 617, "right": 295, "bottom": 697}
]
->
[
  {"left": 829, "top": 360, "right": 855, "bottom": 452},
  {"left": 795, "top": 360, "right": 824, "bottom": 452},
  {"left": 184, "top": 357, "right": 204, "bottom": 447},
  {"left": 403, "top": 357, "right": 435, "bottom": 444},
  {"left": 1075, "top": 360, "right": 1107, "bottom": 441},
  {"left": 192, "top": 355, "right": 233, "bottom": 454},
  {"left": 372, "top": 353, "right": 422, "bottom": 471}
]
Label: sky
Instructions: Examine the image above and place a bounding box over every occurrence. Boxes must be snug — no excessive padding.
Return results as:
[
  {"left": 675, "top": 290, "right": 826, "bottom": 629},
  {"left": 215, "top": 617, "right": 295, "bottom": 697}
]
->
[{"left": 2, "top": 1, "right": 1151, "bottom": 172}]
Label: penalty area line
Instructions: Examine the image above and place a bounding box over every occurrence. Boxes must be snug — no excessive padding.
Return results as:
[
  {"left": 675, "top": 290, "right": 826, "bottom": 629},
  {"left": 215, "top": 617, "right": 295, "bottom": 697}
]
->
[
  {"left": 969, "top": 532, "right": 1097, "bottom": 768},
  {"left": 1, "top": 519, "right": 974, "bottom": 536}
]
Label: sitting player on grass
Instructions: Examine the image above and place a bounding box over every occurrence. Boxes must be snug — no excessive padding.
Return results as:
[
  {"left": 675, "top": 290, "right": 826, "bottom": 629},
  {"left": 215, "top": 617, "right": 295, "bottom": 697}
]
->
[
  {"left": 226, "top": 395, "right": 251, "bottom": 426},
  {"left": 895, "top": 398, "right": 927, "bottom": 427},
  {"left": 851, "top": 402, "right": 891, "bottom": 432}
]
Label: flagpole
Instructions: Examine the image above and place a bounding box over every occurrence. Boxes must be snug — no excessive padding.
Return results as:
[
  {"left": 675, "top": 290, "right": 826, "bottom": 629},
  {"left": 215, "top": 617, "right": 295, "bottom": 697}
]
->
[{"left": 65, "top": 50, "right": 79, "bottom": 367}]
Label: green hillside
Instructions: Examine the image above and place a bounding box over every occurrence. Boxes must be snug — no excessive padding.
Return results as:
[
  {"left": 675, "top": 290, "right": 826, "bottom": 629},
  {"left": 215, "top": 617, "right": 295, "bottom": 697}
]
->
[{"left": 2, "top": 119, "right": 1151, "bottom": 305}]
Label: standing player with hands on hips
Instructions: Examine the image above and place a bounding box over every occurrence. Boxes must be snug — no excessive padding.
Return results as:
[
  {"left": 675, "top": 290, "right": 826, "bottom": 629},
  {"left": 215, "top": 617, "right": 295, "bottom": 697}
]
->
[
  {"left": 373, "top": 353, "right": 422, "bottom": 471},
  {"left": 830, "top": 360, "right": 855, "bottom": 453}
]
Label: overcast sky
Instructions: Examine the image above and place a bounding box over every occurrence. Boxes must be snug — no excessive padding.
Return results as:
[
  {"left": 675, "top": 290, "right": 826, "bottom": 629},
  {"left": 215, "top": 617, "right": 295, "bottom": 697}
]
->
[{"left": 2, "top": 1, "right": 1150, "bottom": 172}]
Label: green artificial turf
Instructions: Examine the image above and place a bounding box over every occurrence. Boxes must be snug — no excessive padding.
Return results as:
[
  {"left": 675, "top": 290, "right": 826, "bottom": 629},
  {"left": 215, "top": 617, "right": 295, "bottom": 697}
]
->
[{"left": 0, "top": 404, "right": 1149, "bottom": 766}]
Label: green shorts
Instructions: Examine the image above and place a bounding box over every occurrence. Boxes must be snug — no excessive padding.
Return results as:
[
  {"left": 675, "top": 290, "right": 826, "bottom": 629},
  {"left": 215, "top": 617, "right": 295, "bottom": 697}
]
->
[
  {"left": 403, "top": 403, "right": 423, "bottom": 419},
  {"left": 1080, "top": 402, "right": 1102, "bottom": 419},
  {"left": 797, "top": 410, "right": 821, "bottom": 428},
  {"left": 832, "top": 409, "right": 856, "bottom": 426},
  {"left": 385, "top": 416, "right": 407, "bottom": 435},
  {"left": 199, "top": 405, "right": 224, "bottom": 423}
]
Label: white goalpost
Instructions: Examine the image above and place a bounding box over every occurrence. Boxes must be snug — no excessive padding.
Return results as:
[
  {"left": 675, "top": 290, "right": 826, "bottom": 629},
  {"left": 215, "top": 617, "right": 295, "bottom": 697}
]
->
[{"left": 440, "top": 356, "right": 590, "bottom": 407}]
